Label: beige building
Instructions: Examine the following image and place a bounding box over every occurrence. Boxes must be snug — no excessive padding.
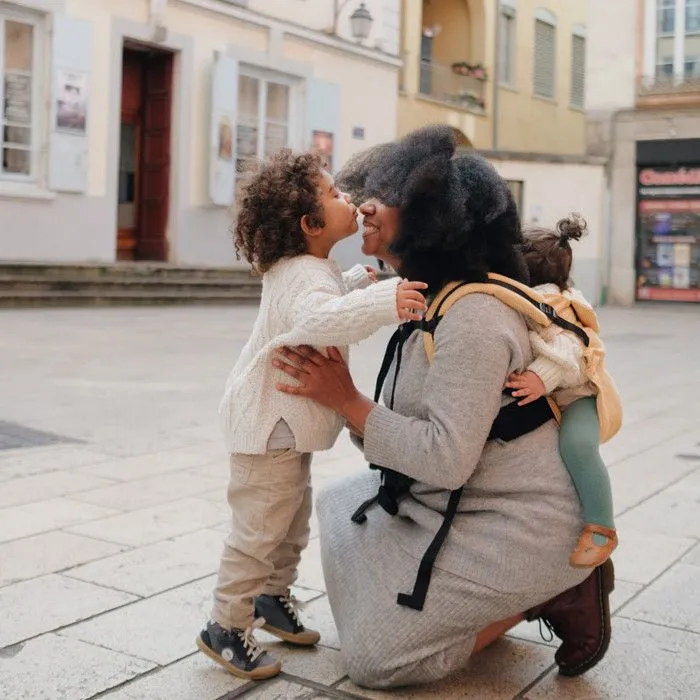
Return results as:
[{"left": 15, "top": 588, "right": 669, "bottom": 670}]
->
[
  {"left": 587, "top": 0, "right": 700, "bottom": 305},
  {"left": 0, "top": 0, "right": 400, "bottom": 266},
  {"left": 398, "top": 0, "right": 588, "bottom": 154}
]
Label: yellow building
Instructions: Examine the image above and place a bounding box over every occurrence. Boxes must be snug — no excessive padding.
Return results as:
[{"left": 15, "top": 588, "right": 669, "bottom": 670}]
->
[{"left": 398, "top": 0, "right": 588, "bottom": 154}]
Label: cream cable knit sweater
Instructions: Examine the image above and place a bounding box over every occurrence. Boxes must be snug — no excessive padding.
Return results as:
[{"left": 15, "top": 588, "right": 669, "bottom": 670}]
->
[
  {"left": 526, "top": 283, "right": 593, "bottom": 405},
  {"left": 219, "top": 255, "right": 401, "bottom": 454}
]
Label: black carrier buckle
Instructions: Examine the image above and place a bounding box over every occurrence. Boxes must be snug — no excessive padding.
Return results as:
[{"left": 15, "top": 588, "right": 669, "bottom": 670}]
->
[{"left": 538, "top": 302, "right": 557, "bottom": 319}]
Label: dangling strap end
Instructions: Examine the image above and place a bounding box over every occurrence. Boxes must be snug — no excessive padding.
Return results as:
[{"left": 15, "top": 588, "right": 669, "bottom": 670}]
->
[
  {"left": 396, "top": 592, "right": 424, "bottom": 611},
  {"left": 350, "top": 495, "right": 379, "bottom": 524}
]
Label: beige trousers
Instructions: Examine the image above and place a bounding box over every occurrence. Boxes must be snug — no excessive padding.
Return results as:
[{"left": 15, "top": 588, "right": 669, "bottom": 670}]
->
[{"left": 212, "top": 448, "right": 312, "bottom": 630}]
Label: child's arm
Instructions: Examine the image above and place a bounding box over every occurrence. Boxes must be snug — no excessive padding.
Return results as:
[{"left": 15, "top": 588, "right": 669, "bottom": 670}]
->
[
  {"left": 342, "top": 264, "right": 374, "bottom": 291},
  {"left": 505, "top": 327, "right": 587, "bottom": 405},
  {"left": 288, "top": 272, "right": 425, "bottom": 348}
]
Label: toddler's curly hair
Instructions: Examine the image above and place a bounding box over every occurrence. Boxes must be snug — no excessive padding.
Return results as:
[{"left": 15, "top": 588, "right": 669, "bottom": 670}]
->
[{"left": 234, "top": 149, "right": 326, "bottom": 272}]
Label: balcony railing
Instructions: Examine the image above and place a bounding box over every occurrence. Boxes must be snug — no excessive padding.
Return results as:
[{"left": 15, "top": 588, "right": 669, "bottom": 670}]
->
[
  {"left": 418, "top": 59, "right": 486, "bottom": 112},
  {"left": 638, "top": 74, "right": 700, "bottom": 97}
]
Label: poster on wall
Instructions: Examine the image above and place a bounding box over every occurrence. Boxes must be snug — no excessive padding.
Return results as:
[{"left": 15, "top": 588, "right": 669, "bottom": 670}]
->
[
  {"left": 56, "top": 69, "right": 88, "bottom": 133},
  {"left": 4, "top": 74, "right": 31, "bottom": 123},
  {"left": 217, "top": 116, "right": 233, "bottom": 162},
  {"left": 312, "top": 130, "right": 334, "bottom": 172},
  {"left": 636, "top": 167, "right": 700, "bottom": 302}
]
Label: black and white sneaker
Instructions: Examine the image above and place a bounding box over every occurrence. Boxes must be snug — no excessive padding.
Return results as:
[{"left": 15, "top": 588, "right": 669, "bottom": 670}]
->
[
  {"left": 254, "top": 593, "right": 321, "bottom": 646},
  {"left": 196, "top": 619, "right": 281, "bottom": 680}
]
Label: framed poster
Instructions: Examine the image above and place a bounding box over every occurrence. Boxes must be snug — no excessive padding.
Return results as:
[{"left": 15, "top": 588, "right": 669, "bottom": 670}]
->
[
  {"left": 56, "top": 69, "right": 88, "bottom": 133},
  {"left": 312, "top": 130, "right": 334, "bottom": 172}
]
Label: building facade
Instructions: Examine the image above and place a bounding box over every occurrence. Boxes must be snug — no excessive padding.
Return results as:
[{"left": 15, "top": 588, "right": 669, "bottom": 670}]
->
[
  {"left": 0, "top": 0, "right": 400, "bottom": 266},
  {"left": 398, "top": 0, "right": 588, "bottom": 154},
  {"left": 587, "top": 0, "right": 700, "bottom": 305},
  {"left": 396, "top": 0, "right": 606, "bottom": 303}
]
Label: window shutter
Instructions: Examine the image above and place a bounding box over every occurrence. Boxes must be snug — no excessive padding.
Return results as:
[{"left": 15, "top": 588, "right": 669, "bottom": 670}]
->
[
  {"left": 48, "top": 15, "right": 91, "bottom": 192},
  {"left": 306, "top": 79, "right": 340, "bottom": 172},
  {"left": 209, "top": 54, "right": 238, "bottom": 206},
  {"left": 570, "top": 35, "right": 585, "bottom": 108},
  {"left": 534, "top": 19, "right": 555, "bottom": 98}
]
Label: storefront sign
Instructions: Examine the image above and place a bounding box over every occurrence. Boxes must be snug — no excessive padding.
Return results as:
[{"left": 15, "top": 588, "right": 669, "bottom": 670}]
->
[{"left": 636, "top": 165, "right": 700, "bottom": 303}]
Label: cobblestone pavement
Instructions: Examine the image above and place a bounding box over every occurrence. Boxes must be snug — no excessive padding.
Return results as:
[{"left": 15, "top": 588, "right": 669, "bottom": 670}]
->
[{"left": 0, "top": 304, "right": 699, "bottom": 700}]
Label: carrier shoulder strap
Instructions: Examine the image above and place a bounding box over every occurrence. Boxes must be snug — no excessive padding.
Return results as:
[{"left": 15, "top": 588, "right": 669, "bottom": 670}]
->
[{"left": 422, "top": 273, "right": 590, "bottom": 362}]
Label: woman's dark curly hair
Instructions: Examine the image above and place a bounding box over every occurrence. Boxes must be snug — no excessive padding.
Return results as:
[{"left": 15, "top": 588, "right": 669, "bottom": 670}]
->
[
  {"left": 337, "top": 125, "right": 528, "bottom": 292},
  {"left": 234, "top": 149, "right": 326, "bottom": 272}
]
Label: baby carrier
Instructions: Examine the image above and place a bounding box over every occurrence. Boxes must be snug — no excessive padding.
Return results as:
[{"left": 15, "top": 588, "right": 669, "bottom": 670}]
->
[{"left": 350, "top": 273, "right": 621, "bottom": 611}]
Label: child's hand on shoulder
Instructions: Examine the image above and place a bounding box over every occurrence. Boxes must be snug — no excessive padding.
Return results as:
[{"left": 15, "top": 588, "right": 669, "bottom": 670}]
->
[
  {"left": 396, "top": 279, "right": 428, "bottom": 321},
  {"left": 505, "top": 371, "right": 546, "bottom": 406},
  {"left": 364, "top": 266, "right": 378, "bottom": 283}
]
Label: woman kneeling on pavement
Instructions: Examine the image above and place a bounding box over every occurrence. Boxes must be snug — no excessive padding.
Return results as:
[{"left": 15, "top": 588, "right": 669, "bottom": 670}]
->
[{"left": 274, "top": 125, "right": 615, "bottom": 689}]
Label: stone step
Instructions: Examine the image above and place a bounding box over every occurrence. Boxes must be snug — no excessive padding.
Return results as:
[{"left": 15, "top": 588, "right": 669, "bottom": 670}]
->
[
  {"left": 0, "top": 288, "right": 261, "bottom": 308},
  {"left": 0, "top": 263, "right": 262, "bottom": 307}
]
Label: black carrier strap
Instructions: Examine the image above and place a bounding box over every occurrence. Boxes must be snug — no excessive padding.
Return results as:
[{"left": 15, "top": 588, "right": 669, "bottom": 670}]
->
[
  {"left": 487, "top": 278, "right": 590, "bottom": 347},
  {"left": 350, "top": 280, "right": 562, "bottom": 611}
]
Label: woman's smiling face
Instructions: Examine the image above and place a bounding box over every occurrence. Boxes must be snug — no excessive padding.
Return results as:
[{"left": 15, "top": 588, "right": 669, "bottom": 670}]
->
[{"left": 358, "top": 198, "right": 400, "bottom": 267}]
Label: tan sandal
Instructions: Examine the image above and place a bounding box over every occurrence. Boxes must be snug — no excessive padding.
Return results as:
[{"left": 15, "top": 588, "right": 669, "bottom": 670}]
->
[{"left": 569, "top": 524, "right": 618, "bottom": 568}]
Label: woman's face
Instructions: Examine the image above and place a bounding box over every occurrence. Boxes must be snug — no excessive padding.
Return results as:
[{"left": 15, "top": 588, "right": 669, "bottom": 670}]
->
[{"left": 358, "top": 199, "right": 400, "bottom": 266}]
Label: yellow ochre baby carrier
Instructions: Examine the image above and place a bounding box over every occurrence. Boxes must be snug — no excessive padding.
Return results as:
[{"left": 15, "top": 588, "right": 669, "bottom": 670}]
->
[{"left": 350, "top": 272, "right": 622, "bottom": 612}]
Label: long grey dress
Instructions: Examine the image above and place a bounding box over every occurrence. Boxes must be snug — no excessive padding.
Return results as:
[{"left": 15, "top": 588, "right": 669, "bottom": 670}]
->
[{"left": 316, "top": 293, "right": 590, "bottom": 689}]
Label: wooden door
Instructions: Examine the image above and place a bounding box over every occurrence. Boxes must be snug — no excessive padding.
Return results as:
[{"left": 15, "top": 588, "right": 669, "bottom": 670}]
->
[
  {"left": 117, "top": 51, "right": 144, "bottom": 261},
  {"left": 136, "top": 52, "right": 173, "bottom": 262}
]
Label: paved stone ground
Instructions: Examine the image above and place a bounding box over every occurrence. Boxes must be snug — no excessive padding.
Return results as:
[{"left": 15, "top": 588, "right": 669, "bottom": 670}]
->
[{"left": 0, "top": 303, "right": 699, "bottom": 700}]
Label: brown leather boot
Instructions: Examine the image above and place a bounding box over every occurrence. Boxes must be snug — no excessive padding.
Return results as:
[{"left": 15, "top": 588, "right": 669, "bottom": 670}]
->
[{"left": 526, "top": 559, "right": 615, "bottom": 677}]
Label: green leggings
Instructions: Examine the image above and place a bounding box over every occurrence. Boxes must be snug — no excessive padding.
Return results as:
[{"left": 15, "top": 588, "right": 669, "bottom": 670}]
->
[{"left": 559, "top": 396, "right": 615, "bottom": 530}]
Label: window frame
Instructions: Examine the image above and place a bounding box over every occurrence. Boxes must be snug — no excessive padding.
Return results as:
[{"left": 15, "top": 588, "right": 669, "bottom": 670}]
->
[
  {"left": 533, "top": 15, "right": 557, "bottom": 99},
  {"left": 646, "top": 0, "right": 700, "bottom": 80},
  {"left": 0, "top": 6, "right": 43, "bottom": 184},
  {"left": 236, "top": 65, "right": 301, "bottom": 168},
  {"left": 499, "top": 5, "right": 517, "bottom": 88}
]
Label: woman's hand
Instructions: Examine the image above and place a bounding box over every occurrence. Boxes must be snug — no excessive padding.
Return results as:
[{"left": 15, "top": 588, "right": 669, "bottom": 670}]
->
[
  {"left": 274, "top": 346, "right": 358, "bottom": 412},
  {"left": 274, "top": 346, "right": 376, "bottom": 434}
]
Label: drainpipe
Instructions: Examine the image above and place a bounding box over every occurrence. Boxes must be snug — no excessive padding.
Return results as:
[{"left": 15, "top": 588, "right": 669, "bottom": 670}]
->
[{"left": 492, "top": 1, "right": 500, "bottom": 150}]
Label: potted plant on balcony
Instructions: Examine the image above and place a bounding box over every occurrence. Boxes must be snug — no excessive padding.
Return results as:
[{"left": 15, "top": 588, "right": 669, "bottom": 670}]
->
[
  {"left": 451, "top": 61, "right": 470, "bottom": 76},
  {"left": 468, "top": 63, "right": 488, "bottom": 81}
]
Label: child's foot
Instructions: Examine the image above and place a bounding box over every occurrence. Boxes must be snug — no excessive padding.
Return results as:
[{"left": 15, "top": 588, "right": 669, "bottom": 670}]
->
[
  {"left": 196, "top": 619, "right": 281, "bottom": 680},
  {"left": 255, "top": 593, "right": 321, "bottom": 645},
  {"left": 570, "top": 524, "right": 618, "bottom": 568}
]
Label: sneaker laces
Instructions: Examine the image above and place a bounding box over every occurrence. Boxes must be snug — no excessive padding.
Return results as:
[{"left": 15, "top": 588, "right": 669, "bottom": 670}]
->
[
  {"left": 279, "top": 594, "right": 305, "bottom": 627},
  {"left": 238, "top": 618, "right": 266, "bottom": 663}
]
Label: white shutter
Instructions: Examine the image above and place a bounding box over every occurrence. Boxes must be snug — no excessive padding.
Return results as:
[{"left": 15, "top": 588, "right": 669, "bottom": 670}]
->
[
  {"left": 534, "top": 19, "right": 556, "bottom": 98},
  {"left": 570, "top": 35, "right": 585, "bottom": 108},
  {"left": 48, "top": 15, "right": 91, "bottom": 192},
  {"left": 306, "top": 79, "right": 340, "bottom": 172},
  {"left": 209, "top": 54, "right": 238, "bottom": 206}
]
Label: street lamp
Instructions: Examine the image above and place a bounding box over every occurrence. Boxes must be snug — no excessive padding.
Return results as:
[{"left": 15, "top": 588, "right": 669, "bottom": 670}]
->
[{"left": 333, "top": 1, "right": 374, "bottom": 42}]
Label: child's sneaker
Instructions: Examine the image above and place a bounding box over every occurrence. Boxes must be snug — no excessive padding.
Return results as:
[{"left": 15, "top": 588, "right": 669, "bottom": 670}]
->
[
  {"left": 255, "top": 593, "right": 321, "bottom": 645},
  {"left": 196, "top": 619, "right": 281, "bottom": 680}
]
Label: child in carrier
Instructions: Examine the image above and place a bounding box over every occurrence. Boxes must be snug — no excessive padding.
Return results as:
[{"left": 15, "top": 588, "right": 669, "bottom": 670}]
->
[
  {"left": 196, "top": 148, "right": 427, "bottom": 681},
  {"left": 506, "top": 214, "right": 620, "bottom": 569}
]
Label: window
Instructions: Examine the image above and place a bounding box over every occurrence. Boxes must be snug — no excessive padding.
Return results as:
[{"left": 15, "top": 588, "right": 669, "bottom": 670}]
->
[
  {"left": 570, "top": 32, "right": 586, "bottom": 108},
  {"left": 534, "top": 17, "right": 556, "bottom": 98},
  {"left": 686, "top": 0, "right": 700, "bottom": 77},
  {"left": 499, "top": 5, "right": 517, "bottom": 86},
  {"left": 0, "top": 11, "right": 40, "bottom": 181},
  {"left": 236, "top": 69, "right": 295, "bottom": 193},
  {"left": 656, "top": 0, "right": 675, "bottom": 78},
  {"left": 650, "top": 0, "right": 700, "bottom": 80}
]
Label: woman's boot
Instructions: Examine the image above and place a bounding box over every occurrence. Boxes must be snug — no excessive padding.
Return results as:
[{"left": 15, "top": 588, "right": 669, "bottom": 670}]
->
[{"left": 526, "top": 559, "right": 615, "bottom": 677}]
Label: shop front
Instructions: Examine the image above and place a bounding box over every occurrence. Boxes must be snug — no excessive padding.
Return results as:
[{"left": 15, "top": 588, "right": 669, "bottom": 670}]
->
[{"left": 636, "top": 140, "right": 700, "bottom": 303}]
